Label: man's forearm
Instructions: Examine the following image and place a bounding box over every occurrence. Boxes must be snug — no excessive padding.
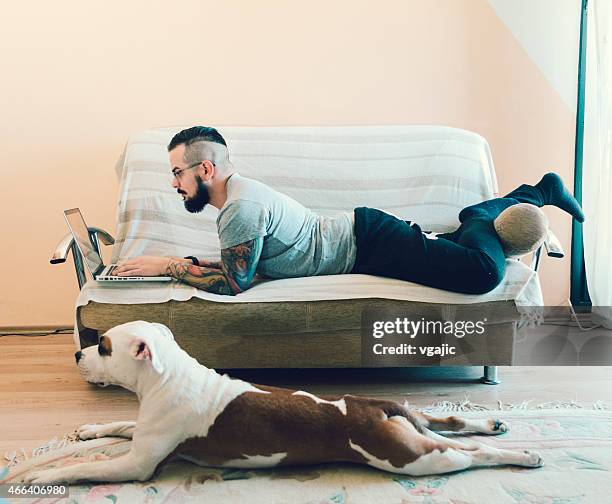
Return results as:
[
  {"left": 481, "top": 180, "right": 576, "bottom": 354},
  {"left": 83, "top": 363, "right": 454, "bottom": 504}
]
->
[
  {"left": 198, "top": 259, "right": 223, "bottom": 270},
  {"left": 165, "top": 259, "right": 234, "bottom": 296},
  {"left": 170, "top": 257, "right": 223, "bottom": 270}
]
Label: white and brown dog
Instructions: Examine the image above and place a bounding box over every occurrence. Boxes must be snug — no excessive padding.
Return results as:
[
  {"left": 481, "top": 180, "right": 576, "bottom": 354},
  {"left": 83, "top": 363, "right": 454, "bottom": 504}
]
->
[{"left": 25, "top": 321, "right": 542, "bottom": 484}]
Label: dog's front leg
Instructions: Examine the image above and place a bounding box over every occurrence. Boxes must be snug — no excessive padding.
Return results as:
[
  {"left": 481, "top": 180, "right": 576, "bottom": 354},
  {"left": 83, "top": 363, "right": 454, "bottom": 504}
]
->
[
  {"left": 23, "top": 431, "right": 177, "bottom": 485},
  {"left": 78, "top": 421, "right": 137, "bottom": 440},
  {"left": 23, "top": 450, "right": 160, "bottom": 485}
]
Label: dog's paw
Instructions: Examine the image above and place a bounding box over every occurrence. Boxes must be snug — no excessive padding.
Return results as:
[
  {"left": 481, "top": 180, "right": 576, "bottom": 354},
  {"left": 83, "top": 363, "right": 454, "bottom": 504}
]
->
[
  {"left": 78, "top": 423, "right": 107, "bottom": 440},
  {"left": 487, "top": 418, "right": 509, "bottom": 434},
  {"left": 24, "top": 468, "right": 67, "bottom": 484},
  {"left": 522, "top": 450, "right": 544, "bottom": 468}
]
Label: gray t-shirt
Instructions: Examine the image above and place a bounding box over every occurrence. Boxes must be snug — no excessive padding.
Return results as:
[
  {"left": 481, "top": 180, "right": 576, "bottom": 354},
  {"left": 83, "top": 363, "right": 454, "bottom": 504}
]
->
[{"left": 216, "top": 174, "right": 356, "bottom": 279}]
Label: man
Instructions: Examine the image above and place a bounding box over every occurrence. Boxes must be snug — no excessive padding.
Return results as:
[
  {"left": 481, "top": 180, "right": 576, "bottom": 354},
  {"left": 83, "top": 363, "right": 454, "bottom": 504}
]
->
[{"left": 115, "top": 126, "right": 584, "bottom": 296}]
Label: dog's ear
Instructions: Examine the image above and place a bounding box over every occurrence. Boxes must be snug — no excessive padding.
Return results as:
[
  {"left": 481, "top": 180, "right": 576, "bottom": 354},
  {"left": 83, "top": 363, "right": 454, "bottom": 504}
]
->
[
  {"left": 151, "top": 322, "right": 174, "bottom": 340},
  {"left": 130, "top": 338, "right": 164, "bottom": 373}
]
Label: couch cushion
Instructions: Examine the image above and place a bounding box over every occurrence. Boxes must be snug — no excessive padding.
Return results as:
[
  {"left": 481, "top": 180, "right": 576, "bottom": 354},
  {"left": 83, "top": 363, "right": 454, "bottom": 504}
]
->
[{"left": 76, "top": 259, "right": 542, "bottom": 312}]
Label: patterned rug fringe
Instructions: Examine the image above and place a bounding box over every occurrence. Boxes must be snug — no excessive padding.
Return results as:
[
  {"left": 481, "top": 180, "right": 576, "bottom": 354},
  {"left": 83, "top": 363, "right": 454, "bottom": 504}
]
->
[
  {"left": 408, "top": 397, "right": 609, "bottom": 413},
  {"left": 4, "top": 430, "right": 79, "bottom": 468}
]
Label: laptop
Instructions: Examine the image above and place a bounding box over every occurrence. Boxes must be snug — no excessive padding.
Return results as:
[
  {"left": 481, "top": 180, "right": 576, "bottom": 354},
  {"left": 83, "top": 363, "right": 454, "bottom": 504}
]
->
[{"left": 64, "top": 208, "right": 172, "bottom": 283}]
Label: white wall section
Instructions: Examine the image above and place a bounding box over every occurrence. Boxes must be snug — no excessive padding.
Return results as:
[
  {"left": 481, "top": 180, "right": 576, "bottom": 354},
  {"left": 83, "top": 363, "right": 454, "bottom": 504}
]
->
[{"left": 488, "top": 0, "right": 581, "bottom": 111}]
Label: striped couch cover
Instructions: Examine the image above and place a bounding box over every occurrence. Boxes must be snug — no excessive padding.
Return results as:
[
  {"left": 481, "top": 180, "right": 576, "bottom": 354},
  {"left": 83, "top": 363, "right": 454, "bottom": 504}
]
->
[{"left": 110, "top": 125, "right": 499, "bottom": 264}]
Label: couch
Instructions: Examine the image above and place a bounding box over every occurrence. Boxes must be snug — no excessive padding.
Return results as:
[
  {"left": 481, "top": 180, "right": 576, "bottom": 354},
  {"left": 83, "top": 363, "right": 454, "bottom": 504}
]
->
[{"left": 51, "top": 126, "right": 563, "bottom": 384}]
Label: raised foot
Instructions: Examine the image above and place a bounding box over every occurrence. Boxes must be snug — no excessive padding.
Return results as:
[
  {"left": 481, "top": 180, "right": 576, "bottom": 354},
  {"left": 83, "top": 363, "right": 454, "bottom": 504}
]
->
[{"left": 536, "top": 172, "right": 585, "bottom": 222}]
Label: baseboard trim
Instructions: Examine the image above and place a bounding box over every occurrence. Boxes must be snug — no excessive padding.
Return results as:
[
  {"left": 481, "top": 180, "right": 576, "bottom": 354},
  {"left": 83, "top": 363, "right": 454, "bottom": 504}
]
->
[{"left": 0, "top": 325, "right": 73, "bottom": 335}]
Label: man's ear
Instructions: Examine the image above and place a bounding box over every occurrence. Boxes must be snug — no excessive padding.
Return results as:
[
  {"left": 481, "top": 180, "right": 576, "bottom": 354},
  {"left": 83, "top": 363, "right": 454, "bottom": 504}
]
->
[
  {"left": 151, "top": 322, "right": 174, "bottom": 340},
  {"left": 130, "top": 338, "right": 164, "bottom": 373},
  {"left": 201, "top": 159, "right": 215, "bottom": 180}
]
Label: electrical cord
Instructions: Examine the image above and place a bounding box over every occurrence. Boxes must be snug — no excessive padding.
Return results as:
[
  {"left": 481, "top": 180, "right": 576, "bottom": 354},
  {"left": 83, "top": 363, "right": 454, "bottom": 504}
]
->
[
  {"left": 541, "top": 322, "right": 603, "bottom": 331},
  {"left": 539, "top": 299, "right": 603, "bottom": 332},
  {"left": 566, "top": 298, "right": 603, "bottom": 331}
]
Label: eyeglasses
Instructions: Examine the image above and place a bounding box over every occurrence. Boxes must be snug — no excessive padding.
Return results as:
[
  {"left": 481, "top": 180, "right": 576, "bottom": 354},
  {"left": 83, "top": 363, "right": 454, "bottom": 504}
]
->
[{"left": 171, "top": 161, "right": 202, "bottom": 180}]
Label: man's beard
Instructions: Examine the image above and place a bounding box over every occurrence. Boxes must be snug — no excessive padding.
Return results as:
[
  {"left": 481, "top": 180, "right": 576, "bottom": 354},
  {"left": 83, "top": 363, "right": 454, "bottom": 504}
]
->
[{"left": 182, "top": 175, "right": 210, "bottom": 213}]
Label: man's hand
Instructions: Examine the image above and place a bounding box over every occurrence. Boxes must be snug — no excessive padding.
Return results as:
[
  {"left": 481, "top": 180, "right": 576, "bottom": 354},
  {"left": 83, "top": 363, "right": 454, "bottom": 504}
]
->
[{"left": 114, "top": 256, "right": 171, "bottom": 277}]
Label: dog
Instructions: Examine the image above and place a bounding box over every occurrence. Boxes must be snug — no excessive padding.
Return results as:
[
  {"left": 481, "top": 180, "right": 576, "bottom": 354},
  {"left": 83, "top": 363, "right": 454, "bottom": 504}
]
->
[{"left": 25, "top": 321, "right": 542, "bottom": 484}]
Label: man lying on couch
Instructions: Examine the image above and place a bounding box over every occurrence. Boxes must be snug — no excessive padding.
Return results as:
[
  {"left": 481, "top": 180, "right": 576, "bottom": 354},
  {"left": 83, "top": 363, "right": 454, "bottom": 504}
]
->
[{"left": 114, "top": 126, "right": 584, "bottom": 296}]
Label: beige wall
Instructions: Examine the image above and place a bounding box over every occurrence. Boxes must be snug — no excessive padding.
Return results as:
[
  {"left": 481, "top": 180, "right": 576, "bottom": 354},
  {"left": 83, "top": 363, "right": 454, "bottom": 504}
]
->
[{"left": 0, "top": 0, "right": 578, "bottom": 326}]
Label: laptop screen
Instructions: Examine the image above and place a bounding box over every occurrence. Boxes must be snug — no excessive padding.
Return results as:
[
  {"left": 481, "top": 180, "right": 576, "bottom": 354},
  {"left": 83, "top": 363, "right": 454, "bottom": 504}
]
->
[{"left": 64, "top": 208, "right": 104, "bottom": 276}]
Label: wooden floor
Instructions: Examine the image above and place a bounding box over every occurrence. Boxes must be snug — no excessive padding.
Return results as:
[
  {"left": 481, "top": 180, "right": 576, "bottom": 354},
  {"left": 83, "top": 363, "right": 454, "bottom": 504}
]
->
[{"left": 1, "top": 333, "right": 611, "bottom": 457}]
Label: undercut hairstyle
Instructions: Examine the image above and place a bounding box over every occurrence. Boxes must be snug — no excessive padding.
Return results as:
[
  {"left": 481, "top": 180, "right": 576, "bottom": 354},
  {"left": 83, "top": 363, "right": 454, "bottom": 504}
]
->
[
  {"left": 168, "top": 126, "right": 230, "bottom": 169},
  {"left": 167, "top": 126, "right": 227, "bottom": 152}
]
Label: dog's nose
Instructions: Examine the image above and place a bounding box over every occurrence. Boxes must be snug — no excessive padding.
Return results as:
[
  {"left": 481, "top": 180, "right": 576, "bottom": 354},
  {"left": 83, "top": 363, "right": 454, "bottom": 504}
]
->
[{"left": 75, "top": 351, "right": 82, "bottom": 364}]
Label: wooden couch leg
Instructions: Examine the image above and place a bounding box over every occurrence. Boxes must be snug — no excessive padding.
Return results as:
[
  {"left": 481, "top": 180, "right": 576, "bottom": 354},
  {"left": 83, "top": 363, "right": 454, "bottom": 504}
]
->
[{"left": 481, "top": 366, "right": 501, "bottom": 385}]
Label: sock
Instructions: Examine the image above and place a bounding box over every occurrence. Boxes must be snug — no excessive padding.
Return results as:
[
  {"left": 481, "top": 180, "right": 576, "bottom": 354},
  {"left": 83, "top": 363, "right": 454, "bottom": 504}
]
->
[{"left": 535, "top": 172, "right": 585, "bottom": 222}]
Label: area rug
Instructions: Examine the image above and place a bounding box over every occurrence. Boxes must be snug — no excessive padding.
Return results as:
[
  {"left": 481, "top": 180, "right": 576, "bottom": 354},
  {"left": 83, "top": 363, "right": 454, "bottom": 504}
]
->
[{"left": 2, "top": 408, "right": 612, "bottom": 504}]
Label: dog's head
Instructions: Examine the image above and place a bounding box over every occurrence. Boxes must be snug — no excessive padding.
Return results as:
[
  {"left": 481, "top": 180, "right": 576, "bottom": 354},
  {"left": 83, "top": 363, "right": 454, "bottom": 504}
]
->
[{"left": 75, "top": 321, "right": 175, "bottom": 390}]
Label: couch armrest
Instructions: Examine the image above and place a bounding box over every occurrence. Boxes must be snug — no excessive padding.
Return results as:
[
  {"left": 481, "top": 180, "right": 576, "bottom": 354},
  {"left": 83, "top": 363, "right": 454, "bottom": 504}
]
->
[
  {"left": 530, "top": 229, "right": 565, "bottom": 271},
  {"left": 50, "top": 227, "right": 115, "bottom": 290},
  {"left": 543, "top": 229, "right": 565, "bottom": 258}
]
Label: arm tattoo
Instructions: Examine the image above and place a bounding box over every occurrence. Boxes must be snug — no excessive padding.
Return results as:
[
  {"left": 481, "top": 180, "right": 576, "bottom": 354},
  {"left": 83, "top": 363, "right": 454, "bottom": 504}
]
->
[
  {"left": 221, "top": 237, "right": 264, "bottom": 294},
  {"left": 165, "top": 261, "right": 233, "bottom": 296},
  {"left": 165, "top": 237, "right": 263, "bottom": 295},
  {"left": 202, "top": 260, "right": 223, "bottom": 270}
]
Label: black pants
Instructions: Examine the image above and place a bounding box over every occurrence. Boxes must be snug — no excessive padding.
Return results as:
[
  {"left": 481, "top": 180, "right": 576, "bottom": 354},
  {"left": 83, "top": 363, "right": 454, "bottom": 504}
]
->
[{"left": 351, "top": 183, "right": 546, "bottom": 294}]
